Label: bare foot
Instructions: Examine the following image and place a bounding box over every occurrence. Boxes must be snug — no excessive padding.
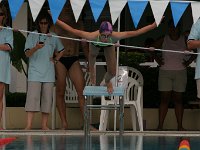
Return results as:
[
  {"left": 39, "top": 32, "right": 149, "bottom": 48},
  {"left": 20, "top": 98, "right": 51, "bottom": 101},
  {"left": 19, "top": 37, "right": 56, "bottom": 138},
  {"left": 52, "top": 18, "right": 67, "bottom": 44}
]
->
[
  {"left": 24, "top": 127, "right": 32, "bottom": 130},
  {"left": 42, "top": 126, "right": 50, "bottom": 130},
  {"left": 178, "top": 127, "right": 186, "bottom": 131},
  {"left": 90, "top": 125, "right": 98, "bottom": 131},
  {"left": 60, "top": 124, "right": 68, "bottom": 130},
  {"left": 156, "top": 127, "right": 163, "bottom": 131},
  {"left": 106, "top": 81, "right": 113, "bottom": 94},
  {"left": 60, "top": 127, "right": 67, "bottom": 130}
]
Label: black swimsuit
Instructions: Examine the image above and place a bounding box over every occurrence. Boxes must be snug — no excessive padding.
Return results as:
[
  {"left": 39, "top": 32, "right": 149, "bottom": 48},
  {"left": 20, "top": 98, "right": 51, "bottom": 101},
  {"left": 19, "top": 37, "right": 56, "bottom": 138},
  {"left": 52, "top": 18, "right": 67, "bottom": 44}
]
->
[{"left": 59, "top": 56, "right": 79, "bottom": 70}]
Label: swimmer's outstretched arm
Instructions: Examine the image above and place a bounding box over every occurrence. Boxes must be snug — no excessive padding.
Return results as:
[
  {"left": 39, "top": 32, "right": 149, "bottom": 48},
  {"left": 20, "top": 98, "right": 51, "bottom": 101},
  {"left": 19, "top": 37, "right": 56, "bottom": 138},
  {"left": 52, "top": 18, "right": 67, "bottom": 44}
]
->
[
  {"left": 56, "top": 19, "right": 98, "bottom": 40},
  {"left": 113, "top": 22, "right": 157, "bottom": 40}
]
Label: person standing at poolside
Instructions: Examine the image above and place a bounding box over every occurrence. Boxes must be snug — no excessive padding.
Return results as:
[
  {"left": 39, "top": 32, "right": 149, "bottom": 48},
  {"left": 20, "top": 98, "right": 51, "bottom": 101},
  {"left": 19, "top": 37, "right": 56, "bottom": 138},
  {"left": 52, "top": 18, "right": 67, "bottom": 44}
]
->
[
  {"left": 24, "top": 10, "right": 64, "bottom": 130},
  {"left": 187, "top": 19, "right": 200, "bottom": 105},
  {"left": 0, "top": 4, "right": 13, "bottom": 130},
  {"left": 53, "top": 3, "right": 89, "bottom": 130},
  {"left": 154, "top": 20, "right": 196, "bottom": 131}
]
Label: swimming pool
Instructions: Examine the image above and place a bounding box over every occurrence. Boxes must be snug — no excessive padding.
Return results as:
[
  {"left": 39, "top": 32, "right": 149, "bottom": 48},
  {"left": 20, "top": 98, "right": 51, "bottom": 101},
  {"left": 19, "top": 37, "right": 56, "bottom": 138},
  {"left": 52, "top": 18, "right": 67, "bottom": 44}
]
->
[{"left": 0, "top": 131, "right": 199, "bottom": 150}]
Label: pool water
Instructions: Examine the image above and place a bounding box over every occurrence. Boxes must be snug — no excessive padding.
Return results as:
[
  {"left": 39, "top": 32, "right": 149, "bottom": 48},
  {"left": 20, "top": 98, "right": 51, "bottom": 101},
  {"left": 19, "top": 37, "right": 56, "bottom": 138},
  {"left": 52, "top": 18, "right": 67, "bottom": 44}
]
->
[{"left": 0, "top": 133, "right": 198, "bottom": 150}]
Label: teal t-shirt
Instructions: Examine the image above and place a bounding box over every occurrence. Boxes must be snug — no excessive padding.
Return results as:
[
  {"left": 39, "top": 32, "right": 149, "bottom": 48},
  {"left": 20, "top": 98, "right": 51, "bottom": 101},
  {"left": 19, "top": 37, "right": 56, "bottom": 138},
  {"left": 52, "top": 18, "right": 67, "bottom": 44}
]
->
[
  {"left": 0, "top": 27, "right": 13, "bottom": 84},
  {"left": 25, "top": 31, "right": 64, "bottom": 82}
]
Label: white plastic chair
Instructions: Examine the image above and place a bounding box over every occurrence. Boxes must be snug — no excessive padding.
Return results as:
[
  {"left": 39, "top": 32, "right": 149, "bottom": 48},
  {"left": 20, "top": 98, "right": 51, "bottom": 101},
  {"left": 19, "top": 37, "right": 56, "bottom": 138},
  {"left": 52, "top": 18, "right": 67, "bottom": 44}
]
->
[
  {"left": 99, "top": 67, "right": 143, "bottom": 131},
  {"left": 65, "top": 72, "right": 90, "bottom": 104},
  {"left": 52, "top": 71, "right": 90, "bottom": 129},
  {"left": 128, "top": 67, "right": 144, "bottom": 86},
  {"left": 127, "top": 67, "right": 144, "bottom": 130}
]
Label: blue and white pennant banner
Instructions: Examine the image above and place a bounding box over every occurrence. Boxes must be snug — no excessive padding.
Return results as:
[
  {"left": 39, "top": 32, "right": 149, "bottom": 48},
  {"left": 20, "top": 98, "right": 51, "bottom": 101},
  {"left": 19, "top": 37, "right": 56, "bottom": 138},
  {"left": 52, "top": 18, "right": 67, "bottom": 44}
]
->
[
  {"left": 70, "top": 0, "right": 86, "bottom": 22},
  {"left": 8, "top": 0, "right": 24, "bottom": 20},
  {"left": 28, "top": 0, "right": 45, "bottom": 21},
  {"left": 2, "top": 0, "right": 200, "bottom": 27},
  {"left": 149, "top": 0, "right": 169, "bottom": 26}
]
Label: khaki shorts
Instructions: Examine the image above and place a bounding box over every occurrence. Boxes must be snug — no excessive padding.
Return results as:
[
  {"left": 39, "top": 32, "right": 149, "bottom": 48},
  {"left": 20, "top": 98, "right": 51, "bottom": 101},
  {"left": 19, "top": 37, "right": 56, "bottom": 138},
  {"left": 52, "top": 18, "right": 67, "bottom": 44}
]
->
[
  {"left": 158, "top": 69, "right": 187, "bottom": 92},
  {"left": 25, "top": 82, "right": 54, "bottom": 113}
]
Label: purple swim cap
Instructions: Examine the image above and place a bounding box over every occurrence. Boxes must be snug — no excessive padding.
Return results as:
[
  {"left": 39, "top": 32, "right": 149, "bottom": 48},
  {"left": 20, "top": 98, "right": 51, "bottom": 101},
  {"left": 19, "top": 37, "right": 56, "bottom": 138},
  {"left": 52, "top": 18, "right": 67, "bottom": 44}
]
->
[{"left": 99, "top": 21, "right": 113, "bottom": 33}]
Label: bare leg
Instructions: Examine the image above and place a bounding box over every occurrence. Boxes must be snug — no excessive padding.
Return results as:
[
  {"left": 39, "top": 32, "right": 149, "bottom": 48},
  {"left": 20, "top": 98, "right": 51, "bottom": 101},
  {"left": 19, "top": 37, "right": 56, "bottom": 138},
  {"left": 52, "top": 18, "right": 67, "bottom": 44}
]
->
[
  {"left": 0, "top": 83, "right": 4, "bottom": 129},
  {"left": 69, "top": 61, "right": 97, "bottom": 131},
  {"left": 157, "top": 91, "right": 171, "bottom": 130},
  {"left": 69, "top": 61, "right": 85, "bottom": 121},
  {"left": 104, "top": 46, "right": 116, "bottom": 94},
  {"left": 25, "top": 111, "right": 34, "bottom": 130},
  {"left": 55, "top": 62, "right": 68, "bottom": 129},
  {"left": 41, "top": 112, "right": 50, "bottom": 130},
  {"left": 173, "top": 92, "right": 184, "bottom": 130},
  {"left": 89, "top": 44, "right": 100, "bottom": 85}
]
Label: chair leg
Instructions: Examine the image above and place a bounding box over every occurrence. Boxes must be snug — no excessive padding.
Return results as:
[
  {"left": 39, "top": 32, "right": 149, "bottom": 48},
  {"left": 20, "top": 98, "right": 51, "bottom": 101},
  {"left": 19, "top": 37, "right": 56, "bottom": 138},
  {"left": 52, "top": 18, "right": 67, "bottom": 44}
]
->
[
  {"left": 99, "top": 109, "right": 109, "bottom": 131},
  {"left": 135, "top": 103, "right": 143, "bottom": 131},
  {"left": 99, "top": 97, "right": 109, "bottom": 131},
  {"left": 130, "top": 106, "right": 136, "bottom": 131}
]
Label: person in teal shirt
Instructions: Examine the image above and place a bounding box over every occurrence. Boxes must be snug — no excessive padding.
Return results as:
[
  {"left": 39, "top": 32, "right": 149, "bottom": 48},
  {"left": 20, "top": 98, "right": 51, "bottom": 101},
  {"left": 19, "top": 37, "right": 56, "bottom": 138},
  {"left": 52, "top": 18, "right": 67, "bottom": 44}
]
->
[
  {"left": 0, "top": 4, "right": 13, "bottom": 130},
  {"left": 24, "top": 10, "right": 64, "bottom": 130},
  {"left": 188, "top": 19, "right": 200, "bottom": 104}
]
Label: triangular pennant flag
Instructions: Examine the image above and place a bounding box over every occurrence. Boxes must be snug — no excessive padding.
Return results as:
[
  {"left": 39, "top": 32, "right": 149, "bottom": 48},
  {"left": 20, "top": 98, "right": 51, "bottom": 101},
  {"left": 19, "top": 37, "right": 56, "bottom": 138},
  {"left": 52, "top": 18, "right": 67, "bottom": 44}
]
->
[
  {"left": 28, "top": 0, "right": 45, "bottom": 21},
  {"left": 128, "top": 1, "right": 148, "bottom": 28},
  {"left": 170, "top": 1, "right": 189, "bottom": 27},
  {"left": 190, "top": 1, "right": 200, "bottom": 24},
  {"left": 109, "top": 0, "right": 127, "bottom": 25},
  {"left": 149, "top": 0, "right": 169, "bottom": 26},
  {"left": 48, "top": 0, "right": 66, "bottom": 24},
  {"left": 70, "top": 0, "right": 86, "bottom": 22},
  {"left": 89, "top": 0, "right": 107, "bottom": 22},
  {"left": 8, "top": 0, "right": 24, "bottom": 20}
]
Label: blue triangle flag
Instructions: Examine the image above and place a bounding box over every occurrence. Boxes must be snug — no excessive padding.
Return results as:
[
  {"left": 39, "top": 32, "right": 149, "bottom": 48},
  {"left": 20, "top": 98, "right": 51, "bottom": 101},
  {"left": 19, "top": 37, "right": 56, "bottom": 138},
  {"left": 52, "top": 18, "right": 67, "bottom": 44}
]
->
[
  {"left": 170, "top": 2, "right": 189, "bottom": 27},
  {"left": 48, "top": 0, "right": 66, "bottom": 24},
  {"left": 8, "top": 0, "right": 24, "bottom": 20},
  {"left": 128, "top": 1, "right": 148, "bottom": 28},
  {"left": 89, "top": 0, "right": 107, "bottom": 22}
]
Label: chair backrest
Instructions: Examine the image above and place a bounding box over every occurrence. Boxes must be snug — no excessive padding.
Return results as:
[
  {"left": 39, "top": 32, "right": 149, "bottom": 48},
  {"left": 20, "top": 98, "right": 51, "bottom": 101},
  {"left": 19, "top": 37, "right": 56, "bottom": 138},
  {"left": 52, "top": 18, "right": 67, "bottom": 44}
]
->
[
  {"left": 125, "top": 77, "right": 142, "bottom": 102},
  {"left": 104, "top": 67, "right": 143, "bottom": 102},
  {"left": 65, "top": 72, "right": 90, "bottom": 103},
  {"left": 128, "top": 67, "right": 144, "bottom": 86}
]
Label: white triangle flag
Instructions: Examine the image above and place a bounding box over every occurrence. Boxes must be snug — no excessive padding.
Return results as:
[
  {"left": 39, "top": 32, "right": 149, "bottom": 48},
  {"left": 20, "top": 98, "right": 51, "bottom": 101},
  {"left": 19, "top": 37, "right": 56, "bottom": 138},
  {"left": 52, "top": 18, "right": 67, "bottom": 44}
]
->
[
  {"left": 70, "top": 0, "right": 86, "bottom": 22},
  {"left": 28, "top": 0, "right": 45, "bottom": 21},
  {"left": 109, "top": 0, "right": 127, "bottom": 25},
  {"left": 190, "top": 1, "right": 200, "bottom": 24},
  {"left": 149, "top": 0, "right": 169, "bottom": 26}
]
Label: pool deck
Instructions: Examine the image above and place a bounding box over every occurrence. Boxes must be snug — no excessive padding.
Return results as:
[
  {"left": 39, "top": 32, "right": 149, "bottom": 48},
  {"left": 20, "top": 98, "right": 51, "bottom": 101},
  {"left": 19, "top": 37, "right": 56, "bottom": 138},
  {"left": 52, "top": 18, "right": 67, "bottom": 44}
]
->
[{"left": 1, "top": 130, "right": 200, "bottom": 137}]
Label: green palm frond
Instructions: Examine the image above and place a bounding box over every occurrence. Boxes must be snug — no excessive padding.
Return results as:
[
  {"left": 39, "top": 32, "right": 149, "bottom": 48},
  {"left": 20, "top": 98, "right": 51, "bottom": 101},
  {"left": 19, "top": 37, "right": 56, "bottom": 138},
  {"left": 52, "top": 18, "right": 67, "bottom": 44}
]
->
[{"left": 10, "top": 31, "right": 27, "bottom": 77}]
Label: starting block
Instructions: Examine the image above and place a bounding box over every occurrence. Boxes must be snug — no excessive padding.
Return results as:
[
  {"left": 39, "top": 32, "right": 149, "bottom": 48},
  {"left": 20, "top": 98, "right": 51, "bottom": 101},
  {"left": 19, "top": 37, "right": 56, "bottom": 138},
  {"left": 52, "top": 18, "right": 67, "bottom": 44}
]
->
[
  {"left": 83, "top": 86, "right": 125, "bottom": 96},
  {"left": 83, "top": 86, "right": 125, "bottom": 137}
]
